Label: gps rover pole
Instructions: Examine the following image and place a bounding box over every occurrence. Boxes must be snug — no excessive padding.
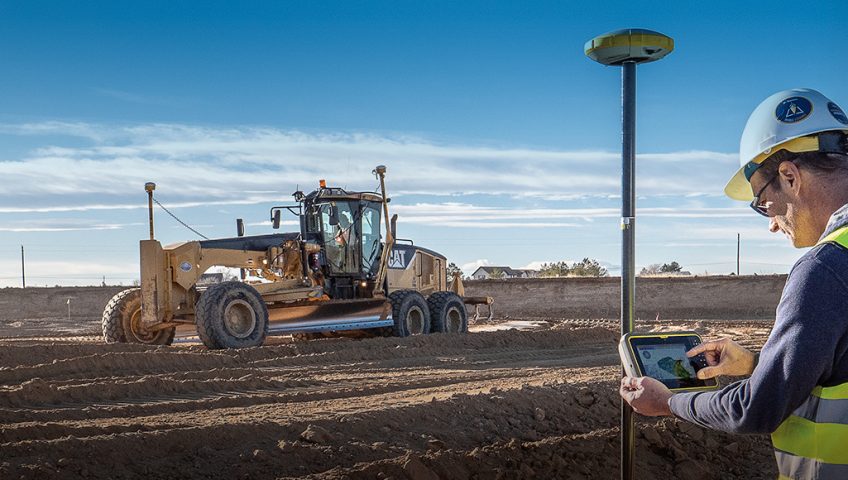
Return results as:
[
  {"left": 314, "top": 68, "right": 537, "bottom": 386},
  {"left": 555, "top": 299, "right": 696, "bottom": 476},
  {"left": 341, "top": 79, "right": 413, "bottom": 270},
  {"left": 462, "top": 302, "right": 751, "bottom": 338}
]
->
[{"left": 584, "top": 29, "right": 674, "bottom": 480}]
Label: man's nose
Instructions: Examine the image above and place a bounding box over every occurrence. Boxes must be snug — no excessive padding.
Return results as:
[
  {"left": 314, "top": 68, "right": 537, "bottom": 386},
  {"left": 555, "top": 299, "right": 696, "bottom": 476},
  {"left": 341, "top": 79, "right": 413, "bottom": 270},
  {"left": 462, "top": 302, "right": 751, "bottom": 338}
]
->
[{"left": 769, "top": 217, "right": 781, "bottom": 233}]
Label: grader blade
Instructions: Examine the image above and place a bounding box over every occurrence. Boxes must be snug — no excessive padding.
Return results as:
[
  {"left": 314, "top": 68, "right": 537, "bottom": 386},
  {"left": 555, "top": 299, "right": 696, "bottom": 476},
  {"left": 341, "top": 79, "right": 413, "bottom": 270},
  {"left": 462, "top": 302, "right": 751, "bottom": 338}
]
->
[{"left": 267, "top": 298, "right": 393, "bottom": 334}]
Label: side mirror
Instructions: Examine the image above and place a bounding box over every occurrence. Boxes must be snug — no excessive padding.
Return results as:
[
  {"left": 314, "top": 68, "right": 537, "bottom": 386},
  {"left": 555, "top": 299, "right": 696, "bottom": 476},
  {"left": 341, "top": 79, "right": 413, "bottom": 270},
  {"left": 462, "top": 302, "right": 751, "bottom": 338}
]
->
[
  {"left": 272, "top": 210, "right": 281, "bottom": 229},
  {"left": 329, "top": 204, "right": 340, "bottom": 226}
]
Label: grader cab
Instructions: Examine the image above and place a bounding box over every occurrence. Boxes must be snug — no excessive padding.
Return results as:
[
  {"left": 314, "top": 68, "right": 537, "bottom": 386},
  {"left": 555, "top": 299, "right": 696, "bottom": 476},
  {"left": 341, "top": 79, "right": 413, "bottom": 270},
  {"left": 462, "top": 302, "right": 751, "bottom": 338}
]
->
[{"left": 102, "top": 166, "right": 480, "bottom": 349}]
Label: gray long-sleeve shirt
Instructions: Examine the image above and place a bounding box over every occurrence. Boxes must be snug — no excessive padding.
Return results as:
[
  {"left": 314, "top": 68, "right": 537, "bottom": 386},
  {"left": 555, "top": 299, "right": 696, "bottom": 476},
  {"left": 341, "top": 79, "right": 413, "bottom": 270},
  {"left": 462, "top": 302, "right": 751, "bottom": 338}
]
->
[{"left": 669, "top": 205, "right": 848, "bottom": 434}]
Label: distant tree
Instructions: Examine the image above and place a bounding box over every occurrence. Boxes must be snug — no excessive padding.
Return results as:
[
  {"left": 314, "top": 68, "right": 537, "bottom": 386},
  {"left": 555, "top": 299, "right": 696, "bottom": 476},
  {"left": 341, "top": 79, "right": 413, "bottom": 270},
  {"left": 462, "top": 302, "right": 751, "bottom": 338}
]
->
[
  {"left": 660, "top": 261, "right": 682, "bottom": 273},
  {"left": 447, "top": 262, "right": 463, "bottom": 279},
  {"left": 539, "top": 261, "right": 570, "bottom": 277},
  {"left": 569, "top": 258, "right": 608, "bottom": 277},
  {"left": 639, "top": 264, "right": 662, "bottom": 276},
  {"left": 539, "top": 259, "right": 608, "bottom": 277},
  {"left": 488, "top": 268, "right": 505, "bottom": 279}
]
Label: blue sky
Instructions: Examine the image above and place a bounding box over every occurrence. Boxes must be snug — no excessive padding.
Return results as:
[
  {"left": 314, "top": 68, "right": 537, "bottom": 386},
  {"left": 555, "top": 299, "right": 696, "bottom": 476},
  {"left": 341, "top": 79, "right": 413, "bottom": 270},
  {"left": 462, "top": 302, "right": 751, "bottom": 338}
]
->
[{"left": 0, "top": 1, "right": 846, "bottom": 286}]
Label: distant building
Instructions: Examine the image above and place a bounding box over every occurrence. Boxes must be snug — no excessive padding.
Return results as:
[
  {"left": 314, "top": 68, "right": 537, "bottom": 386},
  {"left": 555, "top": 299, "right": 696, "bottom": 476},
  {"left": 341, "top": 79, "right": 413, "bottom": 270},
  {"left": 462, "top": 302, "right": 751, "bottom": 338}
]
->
[
  {"left": 512, "top": 269, "right": 539, "bottom": 278},
  {"left": 471, "top": 266, "right": 539, "bottom": 280},
  {"left": 198, "top": 273, "right": 225, "bottom": 285}
]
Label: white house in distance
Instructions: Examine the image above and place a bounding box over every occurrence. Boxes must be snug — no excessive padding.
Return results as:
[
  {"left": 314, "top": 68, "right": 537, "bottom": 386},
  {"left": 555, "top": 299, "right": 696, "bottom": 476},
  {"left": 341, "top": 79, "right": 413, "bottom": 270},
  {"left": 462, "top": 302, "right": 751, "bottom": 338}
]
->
[{"left": 471, "top": 266, "right": 539, "bottom": 280}]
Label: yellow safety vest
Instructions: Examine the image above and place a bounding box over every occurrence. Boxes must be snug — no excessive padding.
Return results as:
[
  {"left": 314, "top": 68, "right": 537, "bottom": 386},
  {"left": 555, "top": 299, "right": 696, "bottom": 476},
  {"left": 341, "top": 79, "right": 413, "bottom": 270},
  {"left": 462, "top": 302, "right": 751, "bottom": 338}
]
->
[{"left": 771, "top": 225, "right": 848, "bottom": 479}]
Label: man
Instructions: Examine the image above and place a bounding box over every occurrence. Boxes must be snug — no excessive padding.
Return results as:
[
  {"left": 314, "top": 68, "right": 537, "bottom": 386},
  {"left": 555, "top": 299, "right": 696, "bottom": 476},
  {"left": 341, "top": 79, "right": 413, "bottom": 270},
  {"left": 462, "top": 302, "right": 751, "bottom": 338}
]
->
[{"left": 620, "top": 88, "right": 848, "bottom": 479}]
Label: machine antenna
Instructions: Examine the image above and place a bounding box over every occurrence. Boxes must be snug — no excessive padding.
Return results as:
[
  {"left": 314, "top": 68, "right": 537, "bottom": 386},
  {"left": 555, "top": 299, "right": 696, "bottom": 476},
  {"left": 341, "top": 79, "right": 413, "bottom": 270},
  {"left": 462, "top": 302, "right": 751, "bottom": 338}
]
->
[{"left": 153, "top": 197, "right": 210, "bottom": 240}]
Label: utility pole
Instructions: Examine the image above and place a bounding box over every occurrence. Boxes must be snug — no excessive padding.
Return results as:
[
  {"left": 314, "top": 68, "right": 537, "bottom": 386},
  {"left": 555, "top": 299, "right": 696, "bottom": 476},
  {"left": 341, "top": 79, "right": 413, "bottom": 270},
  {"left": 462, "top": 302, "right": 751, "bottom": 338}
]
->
[
  {"left": 21, "top": 245, "right": 26, "bottom": 288},
  {"left": 585, "top": 29, "right": 674, "bottom": 480},
  {"left": 737, "top": 233, "right": 741, "bottom": 276}
]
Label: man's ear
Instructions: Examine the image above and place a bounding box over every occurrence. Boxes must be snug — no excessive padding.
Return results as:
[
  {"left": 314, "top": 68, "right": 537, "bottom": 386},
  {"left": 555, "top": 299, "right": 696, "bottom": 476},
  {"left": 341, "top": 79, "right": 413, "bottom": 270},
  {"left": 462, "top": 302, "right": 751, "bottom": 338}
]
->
[{"left": 778, "top": 161, "right": 800, "bottom": 192}]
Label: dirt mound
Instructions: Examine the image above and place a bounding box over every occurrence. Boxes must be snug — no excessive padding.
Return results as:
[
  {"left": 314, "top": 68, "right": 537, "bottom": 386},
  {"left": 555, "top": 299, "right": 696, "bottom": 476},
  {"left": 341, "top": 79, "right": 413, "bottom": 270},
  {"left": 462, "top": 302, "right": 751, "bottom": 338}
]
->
[{"left": 0, "top": 322, "right": 776, "bottom": 479}]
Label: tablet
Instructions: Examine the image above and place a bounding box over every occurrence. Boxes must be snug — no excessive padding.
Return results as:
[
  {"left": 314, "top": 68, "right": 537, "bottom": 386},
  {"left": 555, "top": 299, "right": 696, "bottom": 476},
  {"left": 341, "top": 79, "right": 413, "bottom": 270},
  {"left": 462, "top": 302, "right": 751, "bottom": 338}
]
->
[{"left": 618, "top": 331, "right": 718, "bottom": 391}]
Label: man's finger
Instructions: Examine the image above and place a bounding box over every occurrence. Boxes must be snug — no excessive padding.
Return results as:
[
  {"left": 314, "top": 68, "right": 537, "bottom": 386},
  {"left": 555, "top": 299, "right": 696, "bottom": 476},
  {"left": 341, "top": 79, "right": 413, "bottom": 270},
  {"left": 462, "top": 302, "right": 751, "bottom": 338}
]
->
[
  {"left": 620, "top": 388, "right": 638, "bottom": 403},
  {"left": 621, "top": 376, "right": 640, "bottom": 389},
  {"left": 697, "top": 365, "right": 721, "bottom": 379},
  {"left": 686, "top": 342, "right": 716, "bottom": 357}
]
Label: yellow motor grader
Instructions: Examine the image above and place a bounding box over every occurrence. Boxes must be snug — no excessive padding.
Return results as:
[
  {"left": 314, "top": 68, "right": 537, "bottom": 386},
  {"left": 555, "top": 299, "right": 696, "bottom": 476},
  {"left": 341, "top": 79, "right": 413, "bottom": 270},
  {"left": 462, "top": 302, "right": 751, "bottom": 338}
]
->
[{"left": 102, "top": 166, "right": 491, "bottom": 349}]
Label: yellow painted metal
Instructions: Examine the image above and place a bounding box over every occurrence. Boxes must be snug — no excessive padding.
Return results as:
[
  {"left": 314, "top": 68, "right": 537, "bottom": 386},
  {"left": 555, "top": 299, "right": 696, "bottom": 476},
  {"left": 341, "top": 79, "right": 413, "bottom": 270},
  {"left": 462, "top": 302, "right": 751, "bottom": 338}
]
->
[
  {"left": 585, "top": 32, "right": 673, "bottom": 55},
  {"left": 584, "top": 29, "right": 674, "bottom": 65},
  {"left": 139, "top": 239, "right": 168, "bottom": 327},
  {"left": 373, "top": 166, "right": 393, "bottom": 296}
]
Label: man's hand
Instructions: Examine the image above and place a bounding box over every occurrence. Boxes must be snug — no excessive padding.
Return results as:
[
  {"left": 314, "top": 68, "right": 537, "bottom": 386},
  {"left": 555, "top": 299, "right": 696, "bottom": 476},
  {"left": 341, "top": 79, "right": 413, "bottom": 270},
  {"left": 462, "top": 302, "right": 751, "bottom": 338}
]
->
[
  {"left": 619, "top": 376, "right": 673, "bottom": 416},
  {"left": 687, "top": 337, "right": 755, "bottom": 379}
]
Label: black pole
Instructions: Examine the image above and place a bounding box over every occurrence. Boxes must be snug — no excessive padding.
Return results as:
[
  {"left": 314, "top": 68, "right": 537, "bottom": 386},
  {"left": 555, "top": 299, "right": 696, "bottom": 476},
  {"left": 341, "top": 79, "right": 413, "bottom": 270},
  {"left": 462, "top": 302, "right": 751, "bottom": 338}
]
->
[
  {"left": 237, "top": 219, "right": 246, "bottom": 280},
  {"left": 737, "top": 233, "right": 741, "bottom": 275},
  {"left": 21, "top": 245, "right": 26, "bottom": 289},
  {"left": 621, "top": 60, "right": 637, "bottom": 480}
]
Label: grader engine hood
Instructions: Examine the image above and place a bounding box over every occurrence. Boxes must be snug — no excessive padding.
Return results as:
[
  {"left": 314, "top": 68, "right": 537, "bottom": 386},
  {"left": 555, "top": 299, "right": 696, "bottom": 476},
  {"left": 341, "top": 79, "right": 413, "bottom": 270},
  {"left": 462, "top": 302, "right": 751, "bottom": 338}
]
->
[
  {"left": 386, "top": 244, "right": 447, "bottom": 296},
  {"left": 199, "top": 233, "right": 299, "bottom": 251}
]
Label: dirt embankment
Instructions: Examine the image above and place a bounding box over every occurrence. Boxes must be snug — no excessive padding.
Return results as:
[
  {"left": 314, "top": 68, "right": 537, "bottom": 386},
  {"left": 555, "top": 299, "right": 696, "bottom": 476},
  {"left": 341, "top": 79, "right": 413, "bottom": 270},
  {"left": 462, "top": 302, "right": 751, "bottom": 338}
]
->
[
  {"left": 464, "top": 275, "right": 786, "bottom": 320},
  {"left": 0, "top": 286, "right": 125, "bottom": 337},
  {"left": 0, "top": 276, "right": 785, "bottom": 338},
  {"left": 0, "top": 286, "right": 125, "bottom": 322}
]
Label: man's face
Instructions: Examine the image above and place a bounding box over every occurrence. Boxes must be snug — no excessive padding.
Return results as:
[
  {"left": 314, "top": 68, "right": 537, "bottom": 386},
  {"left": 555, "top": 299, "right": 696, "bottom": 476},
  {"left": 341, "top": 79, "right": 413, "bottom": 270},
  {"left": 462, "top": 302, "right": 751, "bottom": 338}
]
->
[{"left": 749, "top": 164, "right": 817, "bottom": 248}]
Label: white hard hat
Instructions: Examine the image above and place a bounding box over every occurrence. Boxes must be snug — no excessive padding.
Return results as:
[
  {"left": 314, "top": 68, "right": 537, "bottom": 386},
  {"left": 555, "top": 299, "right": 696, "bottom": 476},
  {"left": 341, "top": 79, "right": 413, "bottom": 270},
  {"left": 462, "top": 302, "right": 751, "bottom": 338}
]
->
[{"left": 725, "top": 88, "right": 848, "bottom": 201}]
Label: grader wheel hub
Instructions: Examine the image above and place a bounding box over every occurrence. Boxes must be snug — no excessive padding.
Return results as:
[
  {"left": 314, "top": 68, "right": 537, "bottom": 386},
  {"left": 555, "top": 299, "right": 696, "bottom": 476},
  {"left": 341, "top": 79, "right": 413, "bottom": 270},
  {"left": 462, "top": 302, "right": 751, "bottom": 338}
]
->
[
  {"left": 224, "top": 299, "right": 257, "bottom": 339},
  {"left": 128, "top": 308, "right": 159, "bottom": 342},
  {"left": 445, "top": 306, "right": 463, "bottom": 333},
  {"left": 406, "top": 305, "right": 425, "bottom": 334}
]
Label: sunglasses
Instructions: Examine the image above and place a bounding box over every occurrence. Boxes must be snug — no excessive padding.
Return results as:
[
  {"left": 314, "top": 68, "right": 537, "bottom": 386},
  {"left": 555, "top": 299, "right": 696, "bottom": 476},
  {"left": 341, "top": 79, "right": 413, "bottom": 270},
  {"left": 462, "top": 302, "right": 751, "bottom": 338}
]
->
[{"left": 749, "top": 174, "right": 778, "bottom": 217}]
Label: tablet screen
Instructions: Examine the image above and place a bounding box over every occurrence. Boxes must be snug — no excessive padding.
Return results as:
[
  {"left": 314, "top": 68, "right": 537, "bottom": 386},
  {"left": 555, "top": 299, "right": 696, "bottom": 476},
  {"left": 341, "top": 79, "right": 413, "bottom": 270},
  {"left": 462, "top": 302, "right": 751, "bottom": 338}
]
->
[{"left": 629, "top": 335, "right": 716, "bottom": 389}]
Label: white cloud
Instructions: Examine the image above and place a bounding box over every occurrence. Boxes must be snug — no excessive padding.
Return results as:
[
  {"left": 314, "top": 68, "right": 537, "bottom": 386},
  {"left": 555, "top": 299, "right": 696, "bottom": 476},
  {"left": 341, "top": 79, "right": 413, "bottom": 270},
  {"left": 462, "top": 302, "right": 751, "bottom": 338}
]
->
[
  {"left": 0, "top": 224, "right": 132, "bottom": 232},
  {"left": 520, "top": 260, "right": 571, "bottom": 270},
  {"left": 0, "top": 121, "right": 737, "bottom": 206},
  {"left": 389, "top": 203, "right": 753, "bottom": 227},
  {"left": 0, "top": 259, "right": 138, "bottom": 287},
  {"left": 460, "top": 259, "right": 490, "bottom": 276},
  {"left": 93, "top": 88, "right": 184, "bottom": 107},
  {"left": 0, "top": 219, "right": 145, "bottom": 232},
  {"left": 245, "top": 220, "right": 299, "bottom": 227}
]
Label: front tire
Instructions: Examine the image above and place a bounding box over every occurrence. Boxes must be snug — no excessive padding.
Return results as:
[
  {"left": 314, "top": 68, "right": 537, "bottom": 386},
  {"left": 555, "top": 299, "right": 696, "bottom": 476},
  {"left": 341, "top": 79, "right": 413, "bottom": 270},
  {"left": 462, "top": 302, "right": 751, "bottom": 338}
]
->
[
  {"left": 389, "top": 290, "right": 430, "bottom": 337},
  {"left": 102, "top": 288, "right": 175, "bottom": 345},
  {"left": 427, "top": 291, "right": 468, "bottom": 334},
  {"left": 196, "top": 282, "right": 269, "bottom": 349}
]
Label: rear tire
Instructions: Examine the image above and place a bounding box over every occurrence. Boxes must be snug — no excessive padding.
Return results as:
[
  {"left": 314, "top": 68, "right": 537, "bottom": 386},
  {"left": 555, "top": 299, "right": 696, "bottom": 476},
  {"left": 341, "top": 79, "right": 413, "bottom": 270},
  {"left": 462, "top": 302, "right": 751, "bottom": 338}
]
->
[
  {"left": 389, "top": 290, "right": 430, "bottom": 337},
  {"left": 103, "top": 288, "right": 175, "bottom": 345},
  {"left": 196, "top": 281, "right": 269, "bottom": 349},
  {"left": 427, "top": 291, "right": 468, "bottom": 334}
]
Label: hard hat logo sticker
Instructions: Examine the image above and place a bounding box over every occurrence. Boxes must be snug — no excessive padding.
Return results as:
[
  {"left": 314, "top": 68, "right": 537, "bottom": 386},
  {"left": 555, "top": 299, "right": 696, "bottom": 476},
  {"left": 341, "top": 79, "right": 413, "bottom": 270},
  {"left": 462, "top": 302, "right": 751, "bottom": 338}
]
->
[
  {"left": 828, "top": 102, "right": 848, "bottom": 125},
  {"left": 775, "top": 96, "right": 812, "bottom": 123}
]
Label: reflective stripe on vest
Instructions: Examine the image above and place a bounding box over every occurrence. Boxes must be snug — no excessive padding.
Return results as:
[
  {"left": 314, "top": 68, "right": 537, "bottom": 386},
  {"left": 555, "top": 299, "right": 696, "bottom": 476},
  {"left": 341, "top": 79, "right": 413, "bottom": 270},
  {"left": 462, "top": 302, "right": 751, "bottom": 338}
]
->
[{"left": 771, "top": 224, "right": 848, "bottom": 479}]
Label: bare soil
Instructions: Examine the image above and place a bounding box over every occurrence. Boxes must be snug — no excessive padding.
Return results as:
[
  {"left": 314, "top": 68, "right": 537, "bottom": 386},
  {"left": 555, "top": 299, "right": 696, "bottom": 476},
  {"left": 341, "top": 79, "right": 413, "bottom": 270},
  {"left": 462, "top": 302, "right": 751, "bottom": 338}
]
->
[{"left": 0, "top": 284, "right": 780, "bottom": 479}]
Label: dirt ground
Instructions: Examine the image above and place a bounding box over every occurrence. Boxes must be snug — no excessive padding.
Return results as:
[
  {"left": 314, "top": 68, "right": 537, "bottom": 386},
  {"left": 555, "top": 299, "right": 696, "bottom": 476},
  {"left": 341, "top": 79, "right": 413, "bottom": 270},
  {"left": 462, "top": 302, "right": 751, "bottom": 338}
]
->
[{"left": 0, "top": 286, "right": 779, "bottom": 479}]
